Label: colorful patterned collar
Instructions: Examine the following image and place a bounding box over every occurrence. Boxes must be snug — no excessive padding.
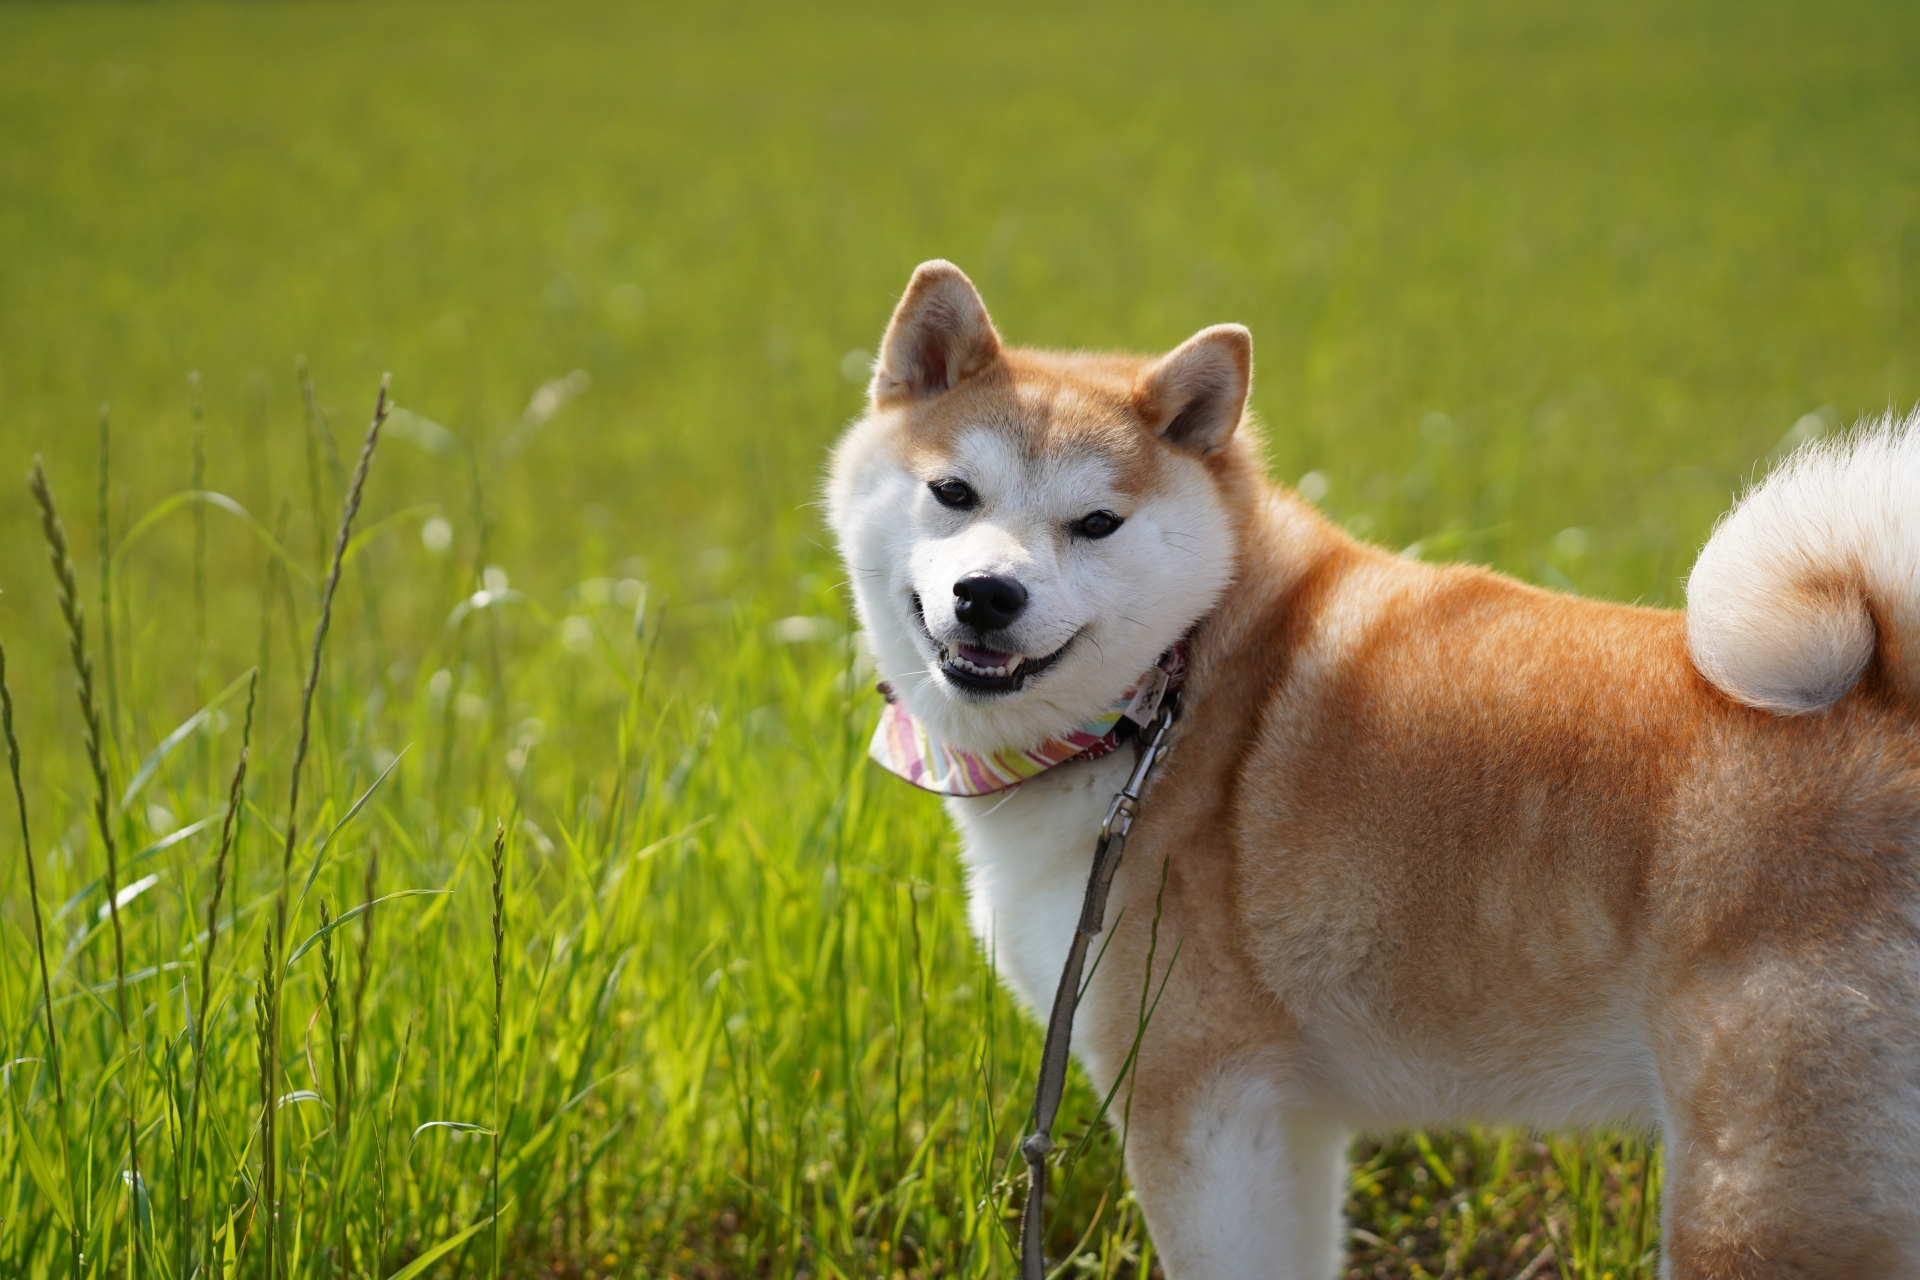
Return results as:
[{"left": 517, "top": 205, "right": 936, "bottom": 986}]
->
[{"left": 869, "top": 643, "right": 1188, "bottom": 797}]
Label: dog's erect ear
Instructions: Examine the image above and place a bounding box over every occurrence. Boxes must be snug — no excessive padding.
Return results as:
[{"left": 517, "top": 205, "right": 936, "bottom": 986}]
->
[
  {"left": 871, "top": 261, "right": 1002, "bottom": 404},
  {"left": 1132, "top": 325, "right": 1252, "bottom": 456}
]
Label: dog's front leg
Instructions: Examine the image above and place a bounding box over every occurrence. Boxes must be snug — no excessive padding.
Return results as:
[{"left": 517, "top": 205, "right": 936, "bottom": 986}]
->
[{"left": 1120, "top": 1061, "right": 1347, "bottom": 1280}]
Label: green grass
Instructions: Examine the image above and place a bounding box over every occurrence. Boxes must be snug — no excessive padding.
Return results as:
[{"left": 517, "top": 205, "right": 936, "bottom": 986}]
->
[{"left": 0, "top": 1, "right": 1916, "bottom": 1276}]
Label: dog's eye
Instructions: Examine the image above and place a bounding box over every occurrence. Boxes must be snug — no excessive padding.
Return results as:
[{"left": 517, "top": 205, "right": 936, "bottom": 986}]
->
[
  {"left": 1073, "top": 510, "right": 1123, "bottom": 539},
  {"left": 930, "top": 479, "right": 977, "bottom": 510}
]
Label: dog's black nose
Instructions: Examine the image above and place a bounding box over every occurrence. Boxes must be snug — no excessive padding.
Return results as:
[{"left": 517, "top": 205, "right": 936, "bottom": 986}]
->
[{"left": 953, "top": 573, "right": 1028, "bottom": 631}]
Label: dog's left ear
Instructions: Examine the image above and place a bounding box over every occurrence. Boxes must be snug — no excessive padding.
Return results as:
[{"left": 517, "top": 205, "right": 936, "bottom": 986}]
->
[
  {"left": 1132, "top": 325, "right": 1252, "bottom": 456},
  {"left": 871, "top": 261, "right": 1002, "bottom": 404}
]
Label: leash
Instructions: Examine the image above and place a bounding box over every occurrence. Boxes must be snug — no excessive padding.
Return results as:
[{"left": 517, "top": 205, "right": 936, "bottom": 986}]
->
[{"left": 1018, "top": 689, "right": 1180, "bottom": 1280}]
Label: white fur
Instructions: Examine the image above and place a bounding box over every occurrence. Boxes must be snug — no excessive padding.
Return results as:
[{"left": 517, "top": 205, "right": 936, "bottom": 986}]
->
[
  {"left": 948, "top": 749, "right": 1137, "bottom": 1080},
  {"left": 1687, "top": 410, "right": 1920, "bottom": 712},
  {"left": 1148, "top": 1069, "right": 1347, "bottom": 1280}
]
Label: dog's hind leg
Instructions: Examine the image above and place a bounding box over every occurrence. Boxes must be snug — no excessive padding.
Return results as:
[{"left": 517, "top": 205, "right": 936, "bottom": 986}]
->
[
  {"left": 1122, "top": 1063, "right": 1346, "bottom": 1280},
  {"left": 1657, "top": 950, "right": 1920, "bottom": 1279}
]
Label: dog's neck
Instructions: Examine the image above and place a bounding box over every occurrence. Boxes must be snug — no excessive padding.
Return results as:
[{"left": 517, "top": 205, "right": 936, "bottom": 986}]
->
[{"left": 1178, "top": 480, "right": 1364, "bottom": 730}]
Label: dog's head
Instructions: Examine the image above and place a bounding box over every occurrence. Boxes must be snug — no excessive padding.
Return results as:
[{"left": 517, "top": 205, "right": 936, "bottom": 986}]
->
[{"left": 827, "top": 261, "right": 1256, "bottom": 753}]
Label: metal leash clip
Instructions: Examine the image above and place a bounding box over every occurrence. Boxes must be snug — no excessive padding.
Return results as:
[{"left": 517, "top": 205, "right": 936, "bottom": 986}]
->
[{"left": 1100, "top": 705, "right": 1176, "bottom": 845}]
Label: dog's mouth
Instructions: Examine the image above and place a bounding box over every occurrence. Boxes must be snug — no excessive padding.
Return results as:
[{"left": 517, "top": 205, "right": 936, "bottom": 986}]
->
[{"left": 911, "top": 594, "right": 1073, "bottom": 695}]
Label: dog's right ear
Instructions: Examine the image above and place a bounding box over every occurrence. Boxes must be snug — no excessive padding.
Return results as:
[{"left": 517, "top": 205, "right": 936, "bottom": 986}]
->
[
  {"left": 871, "top": 261, "right": 1001, "bottom": 405},
  {"left": 1132, "top": 325, "right": 1252, "bottom": 457}
]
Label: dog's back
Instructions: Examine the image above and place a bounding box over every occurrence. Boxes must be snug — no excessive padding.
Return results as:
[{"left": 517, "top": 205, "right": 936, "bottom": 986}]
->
[{"left": 1154, "top": 420, "right": 1920, "bottom": 1277}]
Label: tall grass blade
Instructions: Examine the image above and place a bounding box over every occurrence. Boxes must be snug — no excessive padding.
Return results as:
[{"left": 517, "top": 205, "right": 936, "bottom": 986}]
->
[
  {"left": 53, "top": 814, "right": 222, "bottom": 925},
  {"left": 117, "top": 666, "right": 255, "bottom": 813},
  {"left": 254, "top": 931, "right": 277, "bottom": 1280},
  {"left": 347, "top": 838, "right": 377, "bottom": 1112},
  {"left": 30, "top": 455, "right": 140, "bottom": 1280},
  {"left": 113, "top": 489, "right": 314, "bottom": 590},
  {"left": 383, "top": 1209, "right": 499, "bottom": 1280},
  {"left": 284, "top": 890, "right": 449, "bottom": 967},
  {"left": 0, "top": 638, "right": 82, "bottom": 1277},
  {"left": 184, "top": 669, "right": 255, "bottom": 1280},
  {"left": 267, "top": 373, "right": 389, "bottom": 1278},
  {"left": 292, "top": 743, "right": 408, "bottom": 923},
  {"left": 490, "top": 819, "right": 507, "bottom": 1280},
  {"left": 12, "top": 1099, "right": 76, "bottom": 1234},
  {"left": 318, "top": 898, "right": 348, "bottom": 1280},
  {"left": 376, "top": 1013, "right": 414, "bottom": 1270}
]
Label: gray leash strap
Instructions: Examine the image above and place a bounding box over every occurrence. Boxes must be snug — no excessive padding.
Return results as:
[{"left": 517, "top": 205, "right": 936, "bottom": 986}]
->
[{"left": 1019, "top": 699, "right": 1178, "bottom": 1280}]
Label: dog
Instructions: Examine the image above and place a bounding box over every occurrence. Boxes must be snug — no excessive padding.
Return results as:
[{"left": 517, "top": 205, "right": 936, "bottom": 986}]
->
[{"left": 826, "top": 260, "right": 1920, "bottom": 1279}]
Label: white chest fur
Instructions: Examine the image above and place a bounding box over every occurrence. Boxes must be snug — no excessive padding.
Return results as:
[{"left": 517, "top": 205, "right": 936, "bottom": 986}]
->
[{"left": 946, "top": 749, "right": 1137, "bottom": 1087}]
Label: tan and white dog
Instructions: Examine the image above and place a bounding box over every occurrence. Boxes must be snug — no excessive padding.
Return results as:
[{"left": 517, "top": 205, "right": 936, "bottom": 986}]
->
[{"left": 826, "top": 260, "right": 1920, "bottom": 1279}]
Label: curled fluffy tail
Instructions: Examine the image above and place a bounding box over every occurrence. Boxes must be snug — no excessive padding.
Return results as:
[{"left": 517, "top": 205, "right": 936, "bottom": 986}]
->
[{"left": 1687, "top": 409, "right": 1920, "bottom": 714}]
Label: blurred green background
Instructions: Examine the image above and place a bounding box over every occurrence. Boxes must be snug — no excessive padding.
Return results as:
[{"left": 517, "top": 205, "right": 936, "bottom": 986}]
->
[
  {"left": 0, "top": 1, "right": 1916, "bottom": 1276},
  {"left": 5, "top": 0, "right": 1914, "bottom": 646}
]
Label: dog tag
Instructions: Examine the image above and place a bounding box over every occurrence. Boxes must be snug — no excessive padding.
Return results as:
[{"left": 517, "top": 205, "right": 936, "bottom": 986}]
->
[{"left": 1120, "top": 666, "right": 1170, "bottom": 727}]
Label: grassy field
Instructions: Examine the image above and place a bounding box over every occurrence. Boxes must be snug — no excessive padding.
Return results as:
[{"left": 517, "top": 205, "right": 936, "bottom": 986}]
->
[{"left": 0, "top": 1, "right": 1916, "bottom": 1276}]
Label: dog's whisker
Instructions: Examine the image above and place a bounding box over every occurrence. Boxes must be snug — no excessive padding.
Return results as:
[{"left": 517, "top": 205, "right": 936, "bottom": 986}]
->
[{"left": 978, "top": 788, "right": 1022, "bottom": 817}]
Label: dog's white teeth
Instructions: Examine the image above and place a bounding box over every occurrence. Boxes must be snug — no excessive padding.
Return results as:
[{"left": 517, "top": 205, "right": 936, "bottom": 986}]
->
[{"left": 944, "top": 649, "right": 1021, "bottom": 679}]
